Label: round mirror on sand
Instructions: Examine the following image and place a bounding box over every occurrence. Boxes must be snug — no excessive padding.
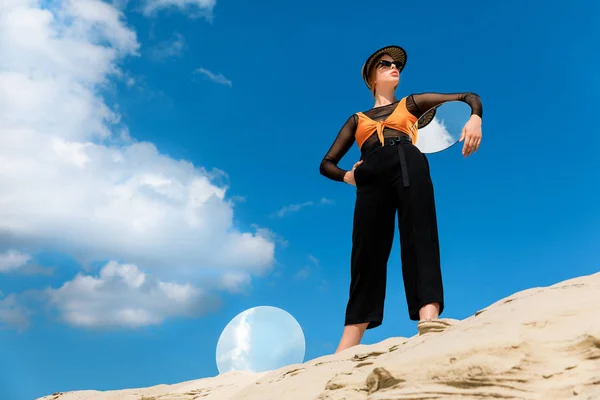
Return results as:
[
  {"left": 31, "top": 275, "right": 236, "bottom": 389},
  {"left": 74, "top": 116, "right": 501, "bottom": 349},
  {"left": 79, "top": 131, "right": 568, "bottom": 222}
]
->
[{"left": 216, "top": 306, "right": 306, "bottom": 374}]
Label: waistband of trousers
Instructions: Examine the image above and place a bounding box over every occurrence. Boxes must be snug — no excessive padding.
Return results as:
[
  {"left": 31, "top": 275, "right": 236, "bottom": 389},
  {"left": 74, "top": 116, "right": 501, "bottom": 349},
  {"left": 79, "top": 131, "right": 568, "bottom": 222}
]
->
[{"left": 360, "top": 133, "right": 413, "bottom": 158}]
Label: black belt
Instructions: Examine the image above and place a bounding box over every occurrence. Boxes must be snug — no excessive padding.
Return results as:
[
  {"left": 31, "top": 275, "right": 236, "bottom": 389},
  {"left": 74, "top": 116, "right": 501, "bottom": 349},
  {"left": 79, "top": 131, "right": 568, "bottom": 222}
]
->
[{"left": 385, "top": 135, "right": 411, "bottom": 187}]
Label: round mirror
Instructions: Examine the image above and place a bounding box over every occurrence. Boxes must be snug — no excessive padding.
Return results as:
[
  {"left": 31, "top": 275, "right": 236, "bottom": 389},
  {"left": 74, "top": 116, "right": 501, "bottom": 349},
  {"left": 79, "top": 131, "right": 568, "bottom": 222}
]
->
[
  {"left": 215, "top": 306, "right": 306, "bottom": 374},
  {"left": 408, "top": 100, "right": 472, "bottom": 154}
]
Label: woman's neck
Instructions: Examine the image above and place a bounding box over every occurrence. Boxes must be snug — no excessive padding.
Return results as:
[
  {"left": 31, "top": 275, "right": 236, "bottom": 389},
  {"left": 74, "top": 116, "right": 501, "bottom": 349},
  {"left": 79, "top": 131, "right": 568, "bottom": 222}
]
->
[{"left": 373, "top": 87, "right": 397, "bottom": 107}]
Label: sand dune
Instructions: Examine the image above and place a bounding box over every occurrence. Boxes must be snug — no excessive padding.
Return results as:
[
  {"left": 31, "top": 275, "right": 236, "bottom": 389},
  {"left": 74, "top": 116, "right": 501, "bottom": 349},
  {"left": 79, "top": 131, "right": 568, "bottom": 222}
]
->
[{"left": 38, "top": 272, "right": 600, "bottom": 400}]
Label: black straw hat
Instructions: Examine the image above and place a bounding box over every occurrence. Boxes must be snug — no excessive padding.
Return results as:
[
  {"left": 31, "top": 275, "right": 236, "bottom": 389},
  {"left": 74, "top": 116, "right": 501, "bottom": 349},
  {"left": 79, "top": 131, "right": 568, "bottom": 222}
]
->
[{"left": 361, "top": 45, "right": 407, "bottom": 90}]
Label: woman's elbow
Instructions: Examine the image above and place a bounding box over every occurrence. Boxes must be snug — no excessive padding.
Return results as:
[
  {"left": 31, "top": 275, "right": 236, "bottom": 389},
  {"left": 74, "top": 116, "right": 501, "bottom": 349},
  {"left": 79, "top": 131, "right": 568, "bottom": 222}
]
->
[{"left": 319, "top": 160, "right": 327, "bottom": 176}]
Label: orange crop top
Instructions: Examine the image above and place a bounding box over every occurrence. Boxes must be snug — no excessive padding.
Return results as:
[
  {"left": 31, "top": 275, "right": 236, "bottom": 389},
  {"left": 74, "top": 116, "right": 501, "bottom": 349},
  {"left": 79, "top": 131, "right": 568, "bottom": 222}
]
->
[
  {"left": 354, "top": 96, "right": 418, "bottom": 149},
  {"left": 320, "top": 92, "right": 483, "bottom": 182}
]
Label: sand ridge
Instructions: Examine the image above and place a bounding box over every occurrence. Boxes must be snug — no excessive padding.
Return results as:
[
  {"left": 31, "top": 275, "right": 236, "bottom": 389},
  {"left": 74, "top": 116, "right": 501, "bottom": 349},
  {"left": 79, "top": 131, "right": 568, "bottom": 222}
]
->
[{"left": 37, "top": 272, "right": 600, "bottom": 400}]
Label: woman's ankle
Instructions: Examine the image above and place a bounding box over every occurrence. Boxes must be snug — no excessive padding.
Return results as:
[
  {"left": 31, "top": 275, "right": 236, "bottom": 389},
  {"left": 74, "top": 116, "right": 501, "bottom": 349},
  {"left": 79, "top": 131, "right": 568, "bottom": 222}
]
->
[
  {"left": 335, "top": 323, "right": 368, "bottom": 353},
  {"left": 419, "top": 302, "right": 440, "bottom": 320}
]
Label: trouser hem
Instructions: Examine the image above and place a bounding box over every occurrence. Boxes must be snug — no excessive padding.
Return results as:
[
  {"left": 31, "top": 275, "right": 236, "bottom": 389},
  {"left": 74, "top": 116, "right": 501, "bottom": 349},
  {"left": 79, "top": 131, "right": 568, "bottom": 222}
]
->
[{"left": 344, "top": 314, "right": 383, "bottom": 330}]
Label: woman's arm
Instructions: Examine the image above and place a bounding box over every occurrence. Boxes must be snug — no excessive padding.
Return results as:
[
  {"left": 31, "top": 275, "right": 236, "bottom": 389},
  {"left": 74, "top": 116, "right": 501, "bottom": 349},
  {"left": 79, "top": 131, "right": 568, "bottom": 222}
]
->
[
  {"left": 407, "top": 92, "right": 483, "bottom": 119},
  {"left": 319, "top": 115, "right": 358, "bottom": 182}
]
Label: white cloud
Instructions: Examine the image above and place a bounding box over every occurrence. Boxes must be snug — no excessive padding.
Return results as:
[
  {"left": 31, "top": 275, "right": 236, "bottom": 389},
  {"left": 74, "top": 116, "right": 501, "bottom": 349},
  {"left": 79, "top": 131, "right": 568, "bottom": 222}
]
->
[
  {"left": 293, "top": 254, "right": 319, "bottom": 280},
  {"left": 251, "top": 225, "right": 289, "bottom": 248},
  {"left": 0, "top": 249, "right": 53, "bottom": 275},
  {"left": 45, "top": 261, "right": 219, "bottom": 328},
  {"left": 274, "top": 198, "right": 334, "bottom": 218},
  {"left": 148, "top": 32, "right": 185, "bottom": 60},
  {"left": 0, "top": 294, "right": 31, "bottom": 331},
  {"left": 220, "top": 272, "right": 252, "bottom": 294},
  {"left": 142, "top": 0, "right": 216, "bottom": 17},
  {"left": 195, "top": 67, "right": 232, "bottom": 87},
  {"left": 231, "top": 307, "right": 253, "bottom": 369},
  {"left": 0, "top": 250, "right": 31, "bottom": 273},
  {"left": 0, "top": 0, "right": 275, "bottom": 288},
  {"left": 217, "top": 307, "right": 254, "bottom": 372},
  {"left": 293, "top": 267, "right": 310, "bottom": 280},
  {"left": 414, "top": 117, "right": 456, "bottom": 154}
]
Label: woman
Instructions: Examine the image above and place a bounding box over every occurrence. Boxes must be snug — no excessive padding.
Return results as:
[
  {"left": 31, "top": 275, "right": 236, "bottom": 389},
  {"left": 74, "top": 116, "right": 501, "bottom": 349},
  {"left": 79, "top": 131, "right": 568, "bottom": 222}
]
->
[{"left": 319, "top": 45, "right": 483, "bottom": 353}]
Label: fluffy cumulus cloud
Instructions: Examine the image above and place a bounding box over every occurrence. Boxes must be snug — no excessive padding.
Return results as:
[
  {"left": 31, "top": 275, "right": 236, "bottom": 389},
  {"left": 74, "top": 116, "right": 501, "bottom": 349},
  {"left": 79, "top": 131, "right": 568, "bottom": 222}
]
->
[
  {"left": 0, "top": 250, "right": 31, "bottom": 273},
  {"left": 0, "top": 293, "right": 32, "bottom": 331},
  {"left": 46, "top": 261, "right": 220, "bottom": 328},
  {"left": 0, "top": 0, "right": 275, "bottom": 328}
]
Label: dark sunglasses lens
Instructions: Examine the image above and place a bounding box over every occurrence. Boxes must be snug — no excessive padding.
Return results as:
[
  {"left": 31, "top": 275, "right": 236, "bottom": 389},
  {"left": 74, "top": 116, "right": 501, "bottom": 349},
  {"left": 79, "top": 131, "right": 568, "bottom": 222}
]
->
[{"left": 377, "top": 60, "right": 402, "bottom": 69}]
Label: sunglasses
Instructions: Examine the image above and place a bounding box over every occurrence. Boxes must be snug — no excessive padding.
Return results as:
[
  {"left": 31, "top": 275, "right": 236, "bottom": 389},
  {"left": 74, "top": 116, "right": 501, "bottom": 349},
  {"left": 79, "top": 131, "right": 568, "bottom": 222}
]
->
[{"left": 376, "top": 60, "right": 403, "bottom": 70}]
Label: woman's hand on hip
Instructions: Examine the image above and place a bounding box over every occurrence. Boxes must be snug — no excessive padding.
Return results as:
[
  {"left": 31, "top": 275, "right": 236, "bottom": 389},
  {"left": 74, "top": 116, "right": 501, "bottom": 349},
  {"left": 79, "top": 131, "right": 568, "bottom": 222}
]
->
[
  {"left": 344, "top": 160, "right": 363, "bottom": 186},
  {"left": 459, "top": 115, "right": 482, "bottom": 157}
]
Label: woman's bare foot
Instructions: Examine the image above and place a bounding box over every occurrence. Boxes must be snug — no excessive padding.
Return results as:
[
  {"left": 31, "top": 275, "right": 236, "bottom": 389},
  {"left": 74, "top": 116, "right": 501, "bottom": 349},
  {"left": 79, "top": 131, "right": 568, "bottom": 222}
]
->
[
  {"left": 417, "top": 303, "right": 457, "bottom": 335},
  {"left": 417, "top": 319, "right": 454, "bottom": 335}
]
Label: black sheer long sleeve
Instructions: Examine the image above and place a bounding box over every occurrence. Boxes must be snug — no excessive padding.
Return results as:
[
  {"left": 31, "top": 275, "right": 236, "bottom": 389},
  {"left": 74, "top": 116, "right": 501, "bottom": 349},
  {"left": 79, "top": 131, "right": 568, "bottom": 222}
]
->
[
  {"left": 319, "top": 114, "right": 358, "bottom": 182},
  {"left": 406, "top": 92, "right": 483, "bottom": 119}
]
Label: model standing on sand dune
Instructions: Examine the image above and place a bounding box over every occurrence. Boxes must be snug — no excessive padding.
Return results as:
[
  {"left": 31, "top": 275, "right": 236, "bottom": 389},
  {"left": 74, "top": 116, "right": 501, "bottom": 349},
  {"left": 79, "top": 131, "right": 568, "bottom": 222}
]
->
[{"left": 319, "top": 45, "right": 484, "bottom": 353}]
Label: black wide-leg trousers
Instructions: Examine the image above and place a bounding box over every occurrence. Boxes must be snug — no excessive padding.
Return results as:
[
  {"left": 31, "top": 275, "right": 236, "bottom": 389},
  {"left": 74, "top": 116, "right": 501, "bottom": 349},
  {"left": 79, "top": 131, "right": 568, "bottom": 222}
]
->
[{"left": 345, "top": 134, "right": 444, "bottom": 329}]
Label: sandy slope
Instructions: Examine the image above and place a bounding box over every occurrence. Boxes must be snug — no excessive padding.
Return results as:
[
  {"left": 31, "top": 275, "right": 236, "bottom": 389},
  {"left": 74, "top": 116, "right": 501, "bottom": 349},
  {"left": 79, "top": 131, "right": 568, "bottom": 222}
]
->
[{"left": 38, "top": 272, "right": 600, "bottom": 400}]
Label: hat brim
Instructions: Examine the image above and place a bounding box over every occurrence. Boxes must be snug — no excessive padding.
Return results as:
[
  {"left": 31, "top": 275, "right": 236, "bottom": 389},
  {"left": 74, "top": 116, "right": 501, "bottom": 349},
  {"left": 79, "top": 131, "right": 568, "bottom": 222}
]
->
[
  {"left": 408, "top": 107, "right": 436, "bottom": 137},
  {"left": 361, "top": 45, "right": 407, "bottom": 90}
]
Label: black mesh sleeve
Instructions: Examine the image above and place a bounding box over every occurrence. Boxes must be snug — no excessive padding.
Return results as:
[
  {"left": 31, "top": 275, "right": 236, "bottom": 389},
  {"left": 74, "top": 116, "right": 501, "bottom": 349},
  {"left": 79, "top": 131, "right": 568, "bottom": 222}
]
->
[
  {"left": 406, "top": 92, "right": 483, "bottom": 119},
  {"left": 319, "top": 114, "right": 358, "bottom": 182}
]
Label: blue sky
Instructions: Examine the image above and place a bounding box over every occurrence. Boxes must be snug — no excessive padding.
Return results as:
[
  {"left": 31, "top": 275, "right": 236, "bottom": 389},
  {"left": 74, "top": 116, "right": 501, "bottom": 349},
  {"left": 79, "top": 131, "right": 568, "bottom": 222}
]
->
[{"left": 0, "top": 0, "right": 599, "bottom": 399}]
